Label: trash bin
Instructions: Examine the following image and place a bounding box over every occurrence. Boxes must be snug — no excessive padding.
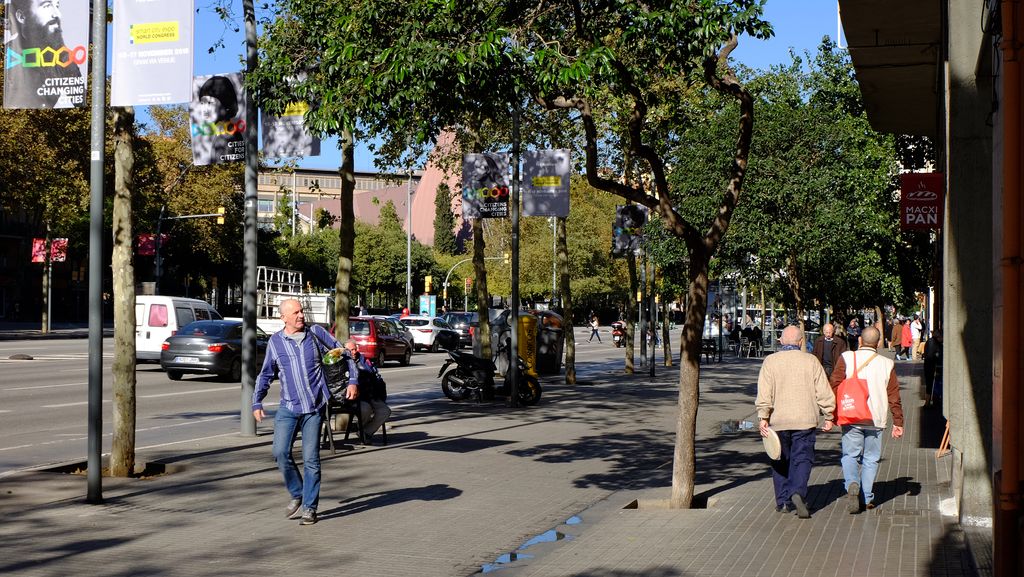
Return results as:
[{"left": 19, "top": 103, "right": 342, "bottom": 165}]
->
[
  {"left": 531, "top": 310, "right": 564, "bottom": 375},
  {"left": 516, "top": 313, "right": 539, "bottom": 378}
]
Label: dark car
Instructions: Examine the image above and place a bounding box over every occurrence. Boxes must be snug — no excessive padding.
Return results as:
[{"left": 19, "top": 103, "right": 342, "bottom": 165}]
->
[
  {"left": 160, "top": 320, "right": 268, "bottom": 382},
  {"left": 348, "top": 316, "right": 413, "bottom": 366},
  {"left": 442, "top": 311, "right": 479, "bottom": 347}
]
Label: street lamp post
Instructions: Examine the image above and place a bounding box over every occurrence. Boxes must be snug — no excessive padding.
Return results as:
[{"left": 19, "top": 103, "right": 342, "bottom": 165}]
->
[{"left": 406, "top": 168, "right": 413, "bottom": 308}]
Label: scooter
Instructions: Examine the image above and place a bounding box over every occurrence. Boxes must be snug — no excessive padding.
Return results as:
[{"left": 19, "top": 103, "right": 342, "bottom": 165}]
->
[
  {"left": 611, "top": 321, "right": 625, "bottom": 348},
  {"left": 438, "top": 340, "right": 542, "bottom": 405}
]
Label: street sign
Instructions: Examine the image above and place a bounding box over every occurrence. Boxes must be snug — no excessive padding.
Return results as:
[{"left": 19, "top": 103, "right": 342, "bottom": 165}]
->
[{"left": 900, "top": 172, "right": 944, "bottom": 230}]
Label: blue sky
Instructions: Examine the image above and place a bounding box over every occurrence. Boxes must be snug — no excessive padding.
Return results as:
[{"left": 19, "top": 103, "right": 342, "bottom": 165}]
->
[{"left": 182, "top": 0, "right": 845, "bottom": 172}]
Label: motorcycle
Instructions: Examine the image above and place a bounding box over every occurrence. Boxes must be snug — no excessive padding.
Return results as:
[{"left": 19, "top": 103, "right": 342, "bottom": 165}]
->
[
  {"left": 438, "top": 340, "right": 542, "bottom": 405},
  {"left": 611, "top": 321, "right": 625, "bottom": 348}
]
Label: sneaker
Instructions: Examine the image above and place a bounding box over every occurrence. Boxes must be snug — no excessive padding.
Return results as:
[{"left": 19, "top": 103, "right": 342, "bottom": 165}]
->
[
  {"left": 791, "top": 493, "right": 810, "bottom": 519},
  {"left": 285, "top": 498, "right": 302, "bottom": 519},
  {"left": 775, "top": 504, "right": 792, "bottom": 513},
  {"left": 299, "top": 509, "right": 318, "bottom": 525},
  {"left": 865, "top": 502, "right": 876, "bottom": 510},
  {"left": 847, "top": 482, "right": 860, "bottom": 514}
]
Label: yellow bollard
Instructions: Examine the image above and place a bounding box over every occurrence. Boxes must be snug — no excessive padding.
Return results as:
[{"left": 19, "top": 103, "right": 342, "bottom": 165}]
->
[{"left": 517, "top": 313, "right": 539, "bottom": 378}]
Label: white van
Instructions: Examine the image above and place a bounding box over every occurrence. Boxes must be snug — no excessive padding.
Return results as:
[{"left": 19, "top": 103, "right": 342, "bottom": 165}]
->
[{"left": 136, "top": 296, "right": 221, "bottom": 361}]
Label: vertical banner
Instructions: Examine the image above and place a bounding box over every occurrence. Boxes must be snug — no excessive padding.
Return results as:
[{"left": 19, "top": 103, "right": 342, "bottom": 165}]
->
[
  {"left": 110, "top": 0, "right": 194, "bottom": 106},
  {"left": 3, "top": 0, "right": 88, "bottom": 109},
  {"left": 31, "top": 238, "right": 68, "bottom": 262},
  {"left": 522, "top": 149, "right": 570, "bottom": 217},
  {"left": 462, "top": 153, "right": 510, "bottom": 219},
  {"left": 611, "top": 204, "right": 647, "bottom": 257},
  {"left": 189, "top": 72, "right": 246, "bottom": 166},
  {"left": 899, "top": 172, "right": 944, "bottom": 230},
  {"left": 262, "top": 102, "right": 321, "bottom": 158}
]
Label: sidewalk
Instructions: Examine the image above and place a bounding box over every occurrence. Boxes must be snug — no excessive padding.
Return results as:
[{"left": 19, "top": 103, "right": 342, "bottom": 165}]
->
[
  {"left": 0, "top": 350, "right": 987, "bottom": 577},
  {"left": 0, "top": 321, "right": 112, "bottom": 341}
]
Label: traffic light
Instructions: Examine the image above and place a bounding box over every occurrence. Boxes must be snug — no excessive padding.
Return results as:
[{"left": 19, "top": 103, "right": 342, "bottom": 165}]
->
[
  {"left": 425, "top": 275, "right": 433, "bottom": 293},
  {"left": 216, "top": 206, "right": 225, "bottom": 225},
  {"left": 503, "top": 252, "right": 510, "bottom": 265}
]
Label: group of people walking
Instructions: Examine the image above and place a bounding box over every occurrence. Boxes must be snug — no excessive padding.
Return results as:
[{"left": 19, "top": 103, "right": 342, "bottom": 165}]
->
[{"left": 756, "top": 324, "right": 904, "bottom": 518}]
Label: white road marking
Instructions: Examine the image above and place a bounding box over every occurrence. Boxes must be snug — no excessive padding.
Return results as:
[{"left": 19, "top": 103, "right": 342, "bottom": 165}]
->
[{"left": 5, "top": 382, "right": 87, "bottom": 391}]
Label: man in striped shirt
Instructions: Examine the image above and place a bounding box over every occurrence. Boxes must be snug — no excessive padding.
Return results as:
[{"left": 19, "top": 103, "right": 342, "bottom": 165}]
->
[{"left": 253, "top": 298, "right": 358, "bottom": 525}]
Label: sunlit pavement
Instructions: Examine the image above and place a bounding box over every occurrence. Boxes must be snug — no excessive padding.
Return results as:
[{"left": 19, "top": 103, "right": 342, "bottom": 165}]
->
[{"left": 0, "top": 334, "right": 985, "bottom": 577}]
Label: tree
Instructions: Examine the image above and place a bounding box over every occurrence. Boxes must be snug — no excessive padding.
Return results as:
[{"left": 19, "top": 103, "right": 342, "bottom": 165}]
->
[
  {"left": 252, "top": 0, "right": 771, "bottom": 508},
  {"left": 433, "top": 183, "right": 458, "bottom": 255},
  {"left": 110, "top": 107, "right": 137, "bottom": 477},
  {"left": 671, "top": 40, "right": 929, "bottom": 325}
]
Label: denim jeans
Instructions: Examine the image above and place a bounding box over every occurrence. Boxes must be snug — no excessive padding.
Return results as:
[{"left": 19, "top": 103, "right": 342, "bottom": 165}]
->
[
  {"left": 272, "top": 404, "right": 324, "bottom": 511},
  {"left": 771, "top": 428, "right": 817, "bottom": 508},
  {"left": 841, "top": 425, "right": 883, "bottom": 504}
]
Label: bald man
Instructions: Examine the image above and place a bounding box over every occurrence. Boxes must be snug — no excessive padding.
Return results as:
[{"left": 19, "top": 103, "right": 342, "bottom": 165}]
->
[
  {"left": 755, "top": 325, "right": 835, "bottom": 518},
  {"left": 253, "top": 298, "right": 358, "bottom": 525},
  {"left": 830, "top": 325, "right": 903, "bottom": 513}
]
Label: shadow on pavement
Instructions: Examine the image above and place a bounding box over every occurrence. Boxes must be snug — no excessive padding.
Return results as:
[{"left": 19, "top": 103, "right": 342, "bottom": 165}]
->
[{"left": 325, "top": 483, "right": 463, "bottom": 518}]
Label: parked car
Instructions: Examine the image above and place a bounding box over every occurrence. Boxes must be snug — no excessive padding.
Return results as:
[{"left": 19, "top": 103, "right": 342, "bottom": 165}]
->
[
  {"left": 372, "top": 315, "right": 416, "bottom": 350},
  {"left": 401, "top": 315, "right": 460, "bottom": 352},
  {"left": 347, "top": 316, "right": 413, "bottom": 366},
  {"left": 442, "top": 311, "right": 479, "bottom": 348},
  {"left": 160, "top": 320, "right": 267, "bottom": 382},
  {"left": 137, "top": 295, "right": 221, "bottom": 362}
]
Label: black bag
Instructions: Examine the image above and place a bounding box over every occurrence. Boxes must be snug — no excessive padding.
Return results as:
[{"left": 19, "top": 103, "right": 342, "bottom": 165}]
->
[{"left": 310, "top": 330, "right": 349, "bottom": 402}]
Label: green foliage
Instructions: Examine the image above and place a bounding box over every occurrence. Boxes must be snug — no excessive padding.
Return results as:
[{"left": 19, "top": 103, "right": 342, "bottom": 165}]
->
[
  {"left": 433, "top": 183, "right": 458, "bottom": 255},
  {"left": 668, "top": 39, "right": 931, "bottom": 314},
  {"left": 352, "top": 201, "right": 437, "bottom": 305},
  {"left": 315, "top": 207, "right": 338, "bottom": 229}
]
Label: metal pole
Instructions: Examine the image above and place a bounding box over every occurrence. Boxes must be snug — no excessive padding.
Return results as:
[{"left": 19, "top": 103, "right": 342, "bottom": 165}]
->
[
  {"left": 639, "top": 246, "right": 647, "bottom": 367},
  {"left": 291, "top": 170, "right": 296, "bottom": 237},
  {"left": 240, "top": 0, "right": 259, "bottom": 436},
  {"left": 406, "top": 168, "right": 413, "bottom": 308},
  {"left": 509, "top": 106, "right": 521, "bottom": 407},
  {"left": 86, "top": 0, "right": 107, "bottom": 503}
]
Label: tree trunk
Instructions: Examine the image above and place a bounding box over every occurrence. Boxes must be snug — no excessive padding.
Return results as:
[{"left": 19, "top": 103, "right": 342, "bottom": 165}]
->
[
  {"left": 785, "top": 254, "right": 805, "bottom": 331},
  {"left": 110, "top": 106, "right": 137, "bottom": 477},
  {"left": 670, "top": 259, "right": 709, "bottom": 509},
  {"left": 334, "top": 128, "right": 355, "bottom": 339},
  {"left": 625, "top": 252, "right": 637, "bottom": 373},
  {"left": 556, "top": 217, "right": 575, "bottom": 384},
  {"left": 472, "top": 218, "right": 491, "bottom": 359}
]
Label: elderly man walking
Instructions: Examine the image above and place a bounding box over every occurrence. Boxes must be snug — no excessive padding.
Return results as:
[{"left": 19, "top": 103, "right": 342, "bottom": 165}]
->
[
  {"left": 830, "top": 325, "right": 904, "bottom": 513},
  {"left": 253, "top": 298, "right": 358, "bottom": 525},
  {"left": 756, "top": 325, "right": 836, "bottom": 518}
]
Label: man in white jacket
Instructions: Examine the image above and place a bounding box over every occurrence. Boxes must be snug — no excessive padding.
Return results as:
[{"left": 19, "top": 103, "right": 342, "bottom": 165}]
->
[{"left": 830, "top": 326, "right": 905, "bottom": 513}]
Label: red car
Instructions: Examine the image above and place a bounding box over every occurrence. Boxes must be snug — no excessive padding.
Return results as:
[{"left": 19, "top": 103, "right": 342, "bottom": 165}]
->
[{"left": 341, "top": 316, "right": 413, "bottom": 367}]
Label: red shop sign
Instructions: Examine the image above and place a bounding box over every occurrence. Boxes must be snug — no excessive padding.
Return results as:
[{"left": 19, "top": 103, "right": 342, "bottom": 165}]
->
[{"left": 900, "top": 172, "right": 944, "bottom": 231}]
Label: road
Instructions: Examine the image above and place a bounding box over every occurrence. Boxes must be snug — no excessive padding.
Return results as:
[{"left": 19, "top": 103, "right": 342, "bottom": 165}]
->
[{"left": 0, "top": 328, "right": 644, "bottom": 476}]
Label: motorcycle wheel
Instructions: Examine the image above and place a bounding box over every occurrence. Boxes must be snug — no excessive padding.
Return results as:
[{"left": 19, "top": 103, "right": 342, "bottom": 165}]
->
[
  {"left": 517, "top": 376, "right": 542, "bottom": 406},
  {"left": 441, "top": 370, "right": 473, "bottom": 401}
]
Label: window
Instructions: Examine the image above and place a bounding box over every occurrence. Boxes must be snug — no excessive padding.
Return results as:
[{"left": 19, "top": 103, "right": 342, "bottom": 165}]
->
[
  {"left": 148, "top": 304, "right": 168, "bottom": 328},
  {"left": 375, "top": 321, "right": 391, "bottom": 336},
  {"left": 350, "top": 321, "right": 371, "bottom": 335},
  {"left": 175, "top": 306, "right": 195, "bottom": 328},
  {"left": 195, "top": 308, "right": 210, "bottom": 321},
  {"left": 258, "top": 199, "right": 274, "bottom": 212},
  {"left": 135, "top": 303, "right": 144, "bottom": 326}
]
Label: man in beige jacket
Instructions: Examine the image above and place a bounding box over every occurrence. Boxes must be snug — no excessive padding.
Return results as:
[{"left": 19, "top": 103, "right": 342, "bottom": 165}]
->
[{"left": 756, "top": 325, "right": 836, "bottom": 518}]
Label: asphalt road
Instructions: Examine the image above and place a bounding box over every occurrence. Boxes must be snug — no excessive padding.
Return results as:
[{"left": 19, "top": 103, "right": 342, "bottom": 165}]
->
[{"left": 0, "top": 328, "right": 639, "bottom": 476}]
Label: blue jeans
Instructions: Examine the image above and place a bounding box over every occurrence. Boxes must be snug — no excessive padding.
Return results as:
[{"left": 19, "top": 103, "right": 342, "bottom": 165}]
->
[
  {"left": 272, "top": 404, "right": 324, "bottom": 511},
  {"left": 841, "top": 425, "right": 883, "bottom": 504},
  {"left": 771, "top": 428, "right": 817, "bottom": 508}
]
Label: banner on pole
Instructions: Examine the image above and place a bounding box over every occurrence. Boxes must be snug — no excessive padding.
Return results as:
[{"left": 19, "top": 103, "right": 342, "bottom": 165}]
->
[
  {"left": 31, "top": 238, "right": 68, "bottom": 262},
  {"left": 462, "top": 153, "right": 510, "bottom": 219},
  {"left": 189, "top": 72, "right": 246, "bottom": 166},
  {"left": 3, "top": 0, "right": 88, "bottom": 109},
  {"left": 522, "top": 149, "right": 570, "bottom": 217},
  {"left": 899, "top": 172, "right": 944, "bottom": 231},
  {"left": 110, "top": 0, "right": 194, "bottom": 106},
  {"left": 611, "top": 205, "right": 646, "bottom": 257},
  {"left": 262, "top": 101, "right": 321, "bottom": 159}
]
